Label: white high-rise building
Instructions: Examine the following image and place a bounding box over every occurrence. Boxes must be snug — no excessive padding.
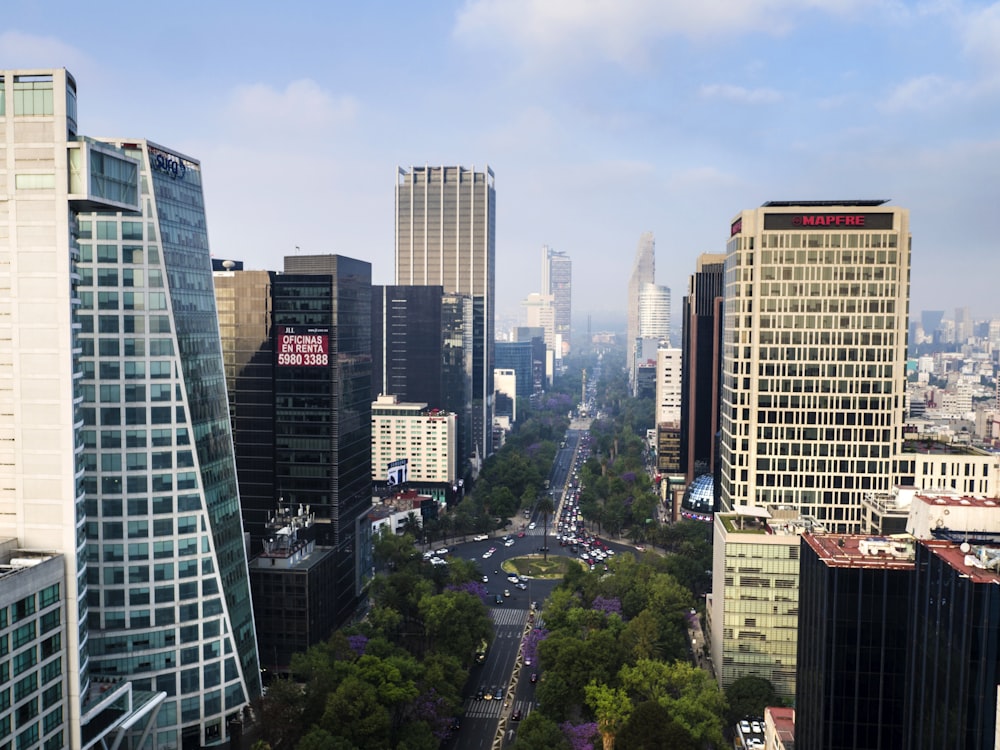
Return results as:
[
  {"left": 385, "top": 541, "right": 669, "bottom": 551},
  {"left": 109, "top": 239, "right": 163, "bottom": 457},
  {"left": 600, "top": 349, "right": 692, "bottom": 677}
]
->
[
  {"left": 627, "top": 233, "right": 655, "bottom": 384},
  {"left": 719, "top": 201, "right": 911, "bottom": 533},
  {"left": 542, "top": 246, "right": 571, "bottom": 356},
  {"left": 655, "top": 347, "right": 683, "bottom": 424},
  {"left": 0, "top": 69, "right": 259, "bottom": 749}
]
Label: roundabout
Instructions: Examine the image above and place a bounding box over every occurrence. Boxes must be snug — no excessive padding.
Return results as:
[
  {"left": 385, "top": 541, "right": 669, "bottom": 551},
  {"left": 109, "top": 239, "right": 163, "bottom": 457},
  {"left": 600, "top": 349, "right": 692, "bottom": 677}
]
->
[{"left": 500, "top": 554, "right": 584, "bottom": 579}]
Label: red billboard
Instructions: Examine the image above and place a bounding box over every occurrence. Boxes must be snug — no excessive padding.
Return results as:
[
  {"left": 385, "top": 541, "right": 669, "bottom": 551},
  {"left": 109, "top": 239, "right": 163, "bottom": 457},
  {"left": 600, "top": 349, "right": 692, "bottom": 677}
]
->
[{"left": 277, "top": 326, "right": 329, "bottom": 367}]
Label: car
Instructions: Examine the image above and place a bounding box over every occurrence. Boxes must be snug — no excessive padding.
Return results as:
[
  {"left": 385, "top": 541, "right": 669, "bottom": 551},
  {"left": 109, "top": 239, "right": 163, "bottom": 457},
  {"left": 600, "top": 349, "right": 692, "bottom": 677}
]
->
[
  {"left": 504, "top": 539, "right": 514, "bottom": 547},
  {"left": 449, "top": 718, "right": 461, "bottom": 732},
  {"left": 515, "top": 582, "right": 527, "bottom": 590},
  {"left": 512, "top": 709, "right": 522, "bottom": 721},
  {"left": 507, "top": 574, "right": 520, "bottom": 583},
  {"left": 482, "top": 551, "right": 493, "bottom": 559},
  {"left": 482, "top": 575, "right": 489, "bottom": 583},
  {"left": 517, "top": 531, "right": 526, "bottom": 538},
  {"left": 494, "top": 595, "right": 503, "bottom": 604},
  {"left": 528, "top": 522, "right": 536, "bottom": 530},
  {"left": 751, "top": 721, "right": 762, "bottom": 734},
  {"left": 494, "top": 687, "right": 504, "bottom": 700},
  {"left": 634, "top": 545, "right": 645, "bottom": 552},
  {"left": 473, "top": 534, "right": 489, "bottom": 542},
  {"left": 739, "top": 721, "right": 751, "bottom": 734},
  {"left": 529, "top": 672, "right": 537, "bottom": 683},
  {"left": 435, "top": 548, "right": 448, "bottom": 556},
  {"left": 503, "top": 589, "right": 510, "bottom": 597},
  {"left": 524, "top": 657, "right": 532, "bottom": 666},
  {"left": 483, "top": 688, "right": 493, "bottom": 701},
  {"left": 477, "top": 687, "right": 485, "bottom": 700}
]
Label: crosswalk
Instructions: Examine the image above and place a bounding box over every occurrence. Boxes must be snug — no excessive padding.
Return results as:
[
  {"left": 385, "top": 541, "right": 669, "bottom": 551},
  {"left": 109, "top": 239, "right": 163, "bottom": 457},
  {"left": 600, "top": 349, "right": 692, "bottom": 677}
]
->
[
  {"left": 490, "top": 608, "right": 527, "bottom": 628},
  {"left": 464, "top": 697, "right": 534, "bottom": 720}
]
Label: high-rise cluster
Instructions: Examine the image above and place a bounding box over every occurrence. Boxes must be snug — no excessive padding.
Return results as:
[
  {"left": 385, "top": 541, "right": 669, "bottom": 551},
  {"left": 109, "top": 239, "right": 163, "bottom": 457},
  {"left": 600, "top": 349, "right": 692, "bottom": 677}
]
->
[{"left": 0, "top": 69, "right": 259, "bottom": 749}]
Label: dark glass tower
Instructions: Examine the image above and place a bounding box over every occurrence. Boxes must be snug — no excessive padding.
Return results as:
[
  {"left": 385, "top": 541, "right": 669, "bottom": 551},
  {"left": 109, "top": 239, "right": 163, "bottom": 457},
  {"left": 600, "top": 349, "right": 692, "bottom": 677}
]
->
[
  {"left": 371, "top": 284, "right": 445, "bottom": 405},
  {"left": 797, "top": 534, "right": 912, "bottom": 750},
  {"left": 680, "top": 253, "right": 724, "bottom": 485},
  {"left": 274, "top": 255, "right": 372, "bottom": 626}
]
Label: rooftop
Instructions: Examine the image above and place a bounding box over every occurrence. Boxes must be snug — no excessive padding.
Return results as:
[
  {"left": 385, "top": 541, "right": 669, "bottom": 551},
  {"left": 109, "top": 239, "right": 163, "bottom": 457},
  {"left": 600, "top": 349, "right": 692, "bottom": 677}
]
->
[
  {"left": 761, "top": 199, "right": 889, "bottom": 207},
  {"left": 901, "top": 439, "right": 991, "bottom": 456},
  {"left": 916, "top": 492, "right": 1000, "bottom": 510},
  {"left": 924, "top": 539, "right": 1000, "bottom": 584},
  {"left": 803, "top": 534, "right": 916, "bottom": 570}
]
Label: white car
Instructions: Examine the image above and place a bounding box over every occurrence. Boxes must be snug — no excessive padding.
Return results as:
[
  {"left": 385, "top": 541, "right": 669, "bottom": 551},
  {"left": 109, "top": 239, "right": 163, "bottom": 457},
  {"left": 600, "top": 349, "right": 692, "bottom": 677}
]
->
[
  {"left": 528, "top": 522, "right": 536, "bottom": 530},
  {"left": 482, "top": 551, "right": 493, "bottom": 559},
  {"left": 504, "top": 539, "right": 515, "bottom": 547},
  {"left": 473, "top": 533, "right": 489, "bottom": 542},
  {"left": 435, "top": 548, "right": 448, "bottom": 556}
]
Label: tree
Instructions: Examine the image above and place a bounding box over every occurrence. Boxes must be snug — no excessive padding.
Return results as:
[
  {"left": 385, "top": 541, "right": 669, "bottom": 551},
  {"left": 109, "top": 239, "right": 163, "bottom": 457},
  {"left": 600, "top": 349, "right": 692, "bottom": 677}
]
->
[
  {"left": 584, "top": 681, "right": 632, "bottom": 750},
  {"left": 618, "top": 659, "right": 726, "bottom": 748},
  {"left": 616, "top": 700, "right": 694, "bottom": 750},
  {"left": 537, "top": 493, "right": 555, "bottom": 561},
  {"left": 725, "top": 675, "right": 779, "bottom": 725}
]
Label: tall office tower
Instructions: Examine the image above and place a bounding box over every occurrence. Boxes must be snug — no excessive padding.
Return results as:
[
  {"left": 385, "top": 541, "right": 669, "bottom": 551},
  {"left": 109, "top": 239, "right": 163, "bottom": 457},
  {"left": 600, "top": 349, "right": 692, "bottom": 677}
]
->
[
  {"left": 495, "top": 341, "right": 535, "bottom": 401},
  {"left": 79, "top": 137, "right": 261, "bottom": 748},
  {"left": 655, "top": 347, "right": 682, "bottom": 425},
  {"left": 904, "top": 539, "right": 1000, "bottom": 750},
  {"left": 213, "top": 268, "right": 277, "bottom": 548},
  {"left": 719, "top": 201, "right": 911, "bottom": 533},
  {"left": 954, "top": 305, "right": 972, "bottom": 343},
  {"left": 680, "top": 253, "right": 725, "bottom": 484},
  {"left": 627, "top": 232, "right": 656, "bottom": 385},
  {"left": 395, "top": 166, "right": 495, "bottom": 470},
  {"left": 638, "top": 282, "right": 671, "bottom": 343},
  {"left": 796, "top": 534, "right": 913, "bottom": 750},
  {"left": 542, "top": 246, "right": 572, "bottom": 355},
  {"left": 276, "top": 255, "right": 373, "bottom": 626},
  {"left": 1, "top": 69, "right": 259, "bottom": 748},
  {"left": 371, "top": 285, "right": 445, "bottom": 405},
  {"left": 522, "top": 292, "right": 556, "bottom": 353},
  {"left": 921, "top": 310, "right": 944, "bottom": 343}
]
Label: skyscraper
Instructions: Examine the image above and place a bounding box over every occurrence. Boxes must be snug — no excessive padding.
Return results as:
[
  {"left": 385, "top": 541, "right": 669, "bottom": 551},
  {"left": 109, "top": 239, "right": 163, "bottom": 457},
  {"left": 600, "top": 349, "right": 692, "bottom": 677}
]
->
[
  {"left": 680, "top": 253, "right": 725, "bottom": 484},
  {"left": 542, "top": 246, "right": 572, "bottom": 355},
  {"left": 274, "top": 255, "right": 373, "bottom": 626},
  {"left": 0, "top": 68, "right": 260, "bottom": 748},
  {"left": 719, "top": 200, "right": 911, "bottom": 533},
  {"left": 638, "top": 282, "right": 671, "bottom": 343},
  {"left": 627, "top": 232, "right": 655, "bottom": 385},
  {"left": 395, "top": 166, "right": 495, "bottom": 471}
]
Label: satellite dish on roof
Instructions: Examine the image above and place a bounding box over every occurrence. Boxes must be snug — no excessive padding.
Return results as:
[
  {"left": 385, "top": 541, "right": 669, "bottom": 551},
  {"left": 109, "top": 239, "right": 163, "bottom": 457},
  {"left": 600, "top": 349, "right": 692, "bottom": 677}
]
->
[{"left": 960, "top": 542, "right": 971, "bottom": 553}]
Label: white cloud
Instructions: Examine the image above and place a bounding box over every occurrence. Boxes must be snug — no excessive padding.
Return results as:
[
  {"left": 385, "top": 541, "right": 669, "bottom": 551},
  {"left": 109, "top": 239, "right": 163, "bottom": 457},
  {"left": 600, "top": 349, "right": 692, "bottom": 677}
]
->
[
  {"left": 880, "top": 73, "right": 976, "bottom": 113},
  {"left": 959, "top": 1, "right": 1000, "bottom": 70},
  {"left": 700, "top": 83, "right": 782, "bottom": 104},
  {"left": 222, "top": 79, "right": 358, "bottom": 138},
  {"left": 0, "top": 31, "right": 92, "bottom": 72},
  {"left": 454, "top": 0, "right": 869, "bottom": 69}
]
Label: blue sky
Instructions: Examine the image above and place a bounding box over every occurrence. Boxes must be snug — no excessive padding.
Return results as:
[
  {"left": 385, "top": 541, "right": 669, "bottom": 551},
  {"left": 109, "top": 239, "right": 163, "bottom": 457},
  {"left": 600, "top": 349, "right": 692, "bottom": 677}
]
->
[{"left": 5, "top": 0, "right": 1000, "bottom": 328}]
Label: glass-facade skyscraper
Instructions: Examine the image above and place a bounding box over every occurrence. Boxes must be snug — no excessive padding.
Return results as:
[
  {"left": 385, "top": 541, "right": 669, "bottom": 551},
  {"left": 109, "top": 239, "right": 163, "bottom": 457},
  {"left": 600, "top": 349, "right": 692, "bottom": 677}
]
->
[
  {"left": 78, "top": 138, "right": 260, "bottom": 748},
  {"left": 0, "top": 68, "right": 260, "bottom": 749}
]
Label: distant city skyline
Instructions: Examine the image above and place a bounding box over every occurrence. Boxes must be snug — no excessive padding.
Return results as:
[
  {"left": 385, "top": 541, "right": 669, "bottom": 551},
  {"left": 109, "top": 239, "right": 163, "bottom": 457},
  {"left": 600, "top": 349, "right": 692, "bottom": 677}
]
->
[{"left": 4, "top": 2, "right": 1000, "bottom": 320}]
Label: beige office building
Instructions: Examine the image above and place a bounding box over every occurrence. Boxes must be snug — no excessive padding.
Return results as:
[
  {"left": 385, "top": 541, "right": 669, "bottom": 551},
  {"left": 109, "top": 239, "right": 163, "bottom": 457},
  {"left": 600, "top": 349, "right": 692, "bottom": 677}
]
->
[
  {"left": 719, "top": 201, "right": 911, "bottom": 533},
  {"left": 371, "top": 395, "right": 457, "bottom": 485}
]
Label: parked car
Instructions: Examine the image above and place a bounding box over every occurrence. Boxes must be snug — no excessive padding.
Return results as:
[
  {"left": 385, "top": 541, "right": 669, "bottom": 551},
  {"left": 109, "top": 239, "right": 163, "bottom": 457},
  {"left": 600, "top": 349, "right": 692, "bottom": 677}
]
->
[{"left": 473, "top": 534, "right": 489, "bottom": 541}]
